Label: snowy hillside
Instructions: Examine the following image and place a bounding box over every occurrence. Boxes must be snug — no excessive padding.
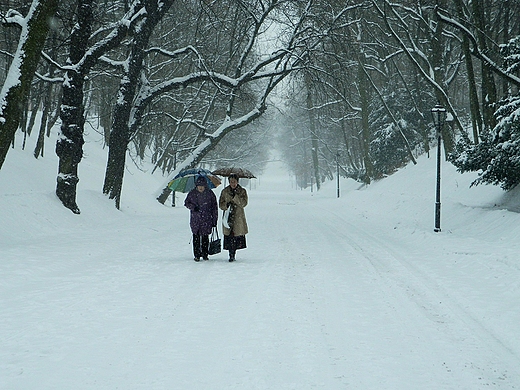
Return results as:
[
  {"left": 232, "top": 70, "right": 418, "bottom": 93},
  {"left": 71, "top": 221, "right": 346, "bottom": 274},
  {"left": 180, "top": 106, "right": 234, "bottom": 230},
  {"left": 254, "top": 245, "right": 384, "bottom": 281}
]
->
[{"left": 1, "top": 130, "right": 520, "bottom": 389}]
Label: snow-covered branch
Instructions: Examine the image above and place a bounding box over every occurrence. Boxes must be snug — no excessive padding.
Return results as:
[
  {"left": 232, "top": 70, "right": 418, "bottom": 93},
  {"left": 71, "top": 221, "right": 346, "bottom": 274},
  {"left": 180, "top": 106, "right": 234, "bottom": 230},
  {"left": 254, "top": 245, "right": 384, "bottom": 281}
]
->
[
  {"left": 2, "top": 9, "right": 25, "bottom": 26},
  {"left": 34, "top": 72, "right": 63, "bottom": 83},
  {"left": 436, "top": 8, "right": 520, "bottom": 87},
  {"left": 145, "top": 45, "right": 199, "bottom": 59},
  {"left": 370, "top": 0, "right": 464, "bottom": 135}
]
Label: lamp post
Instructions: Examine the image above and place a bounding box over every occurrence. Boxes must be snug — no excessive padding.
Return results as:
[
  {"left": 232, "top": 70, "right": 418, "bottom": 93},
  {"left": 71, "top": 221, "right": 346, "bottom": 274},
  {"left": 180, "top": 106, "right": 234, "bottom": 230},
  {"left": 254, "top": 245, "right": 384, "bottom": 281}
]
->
[
  {"left": 431, "top": 103, "right": 446, "bottom": 232},
  {"left": 336, "top": 151, "right": 340, "bottom": 198},
  {"left": 172, "top": 149, "right": 177, "bottom": 207}
]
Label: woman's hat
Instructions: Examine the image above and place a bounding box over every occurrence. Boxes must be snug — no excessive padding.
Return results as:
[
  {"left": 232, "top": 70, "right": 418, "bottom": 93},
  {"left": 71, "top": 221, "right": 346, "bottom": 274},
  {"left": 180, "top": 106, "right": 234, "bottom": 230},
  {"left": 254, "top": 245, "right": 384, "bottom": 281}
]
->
[{"left": 195, "top": 175, "right": 207, "bottom": 186}]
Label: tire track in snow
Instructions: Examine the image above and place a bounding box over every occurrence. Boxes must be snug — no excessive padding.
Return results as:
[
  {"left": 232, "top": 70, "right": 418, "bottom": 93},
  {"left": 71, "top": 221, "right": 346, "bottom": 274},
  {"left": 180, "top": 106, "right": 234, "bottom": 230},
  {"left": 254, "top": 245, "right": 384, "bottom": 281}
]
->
[
  {"left": 245, "top": 197, "right": 350, "bottom": 387},
  {"left": 313, "top": 202, "right": 520, "bottom": 387},
  {"left": 250, "top": 194, "right": 456, "bottom": 388}
]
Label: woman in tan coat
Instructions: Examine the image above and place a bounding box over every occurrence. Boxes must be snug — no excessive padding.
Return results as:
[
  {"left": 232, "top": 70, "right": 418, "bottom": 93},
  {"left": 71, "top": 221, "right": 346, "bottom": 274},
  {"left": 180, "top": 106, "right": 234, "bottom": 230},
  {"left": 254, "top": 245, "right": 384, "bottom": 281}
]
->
[{"left": 219, "top": 174, "right": 248, "bottom": 262}]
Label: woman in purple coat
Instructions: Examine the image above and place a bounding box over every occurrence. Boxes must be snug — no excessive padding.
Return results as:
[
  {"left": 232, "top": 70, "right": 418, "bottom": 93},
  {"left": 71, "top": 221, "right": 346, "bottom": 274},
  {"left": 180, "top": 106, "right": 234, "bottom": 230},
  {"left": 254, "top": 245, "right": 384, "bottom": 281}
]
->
[{"left": 184, "top": 176, "right": 218, "bottom": 261}]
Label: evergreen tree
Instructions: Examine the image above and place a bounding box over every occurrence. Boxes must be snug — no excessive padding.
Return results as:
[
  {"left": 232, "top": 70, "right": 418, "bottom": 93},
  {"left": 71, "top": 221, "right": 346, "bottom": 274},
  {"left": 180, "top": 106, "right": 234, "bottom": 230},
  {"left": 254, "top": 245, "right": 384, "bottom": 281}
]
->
[{"left": 451, "top": 37, "right": 520, "bottom": 191}]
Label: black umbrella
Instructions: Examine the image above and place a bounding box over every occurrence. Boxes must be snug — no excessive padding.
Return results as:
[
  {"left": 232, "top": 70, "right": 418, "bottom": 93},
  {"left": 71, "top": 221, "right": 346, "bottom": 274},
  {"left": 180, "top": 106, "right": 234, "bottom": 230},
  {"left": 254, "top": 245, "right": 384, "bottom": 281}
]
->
[{"left": 212, "top": 167, "right": 256, "bottom": 179}]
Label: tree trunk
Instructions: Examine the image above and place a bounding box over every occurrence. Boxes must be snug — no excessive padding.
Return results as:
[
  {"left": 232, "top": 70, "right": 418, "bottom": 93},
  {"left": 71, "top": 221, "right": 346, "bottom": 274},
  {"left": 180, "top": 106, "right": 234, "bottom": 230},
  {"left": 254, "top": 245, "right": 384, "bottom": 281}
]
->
[
  {"left": 459, "top": 21, "right": 482, "bottom": 144},
  {"left": 103, "top": 0, "right": 174, "bottom": 209},
  {"left": 358, "top": 52, "right": 373, "bottom": 184},
  {"left": 103, "top": 119, "right": 129, "bottom": 209},
  {"left": 465, "top": 51, "right": 482, "bottom": 143},
  {"left": 102, "top": 54, "right": 146, "bottom": 209},
  {"left": 306, "top": 81, "right": 321, "bottom": 191},
  {"left": 0, "top": 0, "right": 59, "bottom": 169},
  {"left": 26, "top": 87, "right": 41, "bottom": 137},
  {"left": 340, "top": 119, "right": 356, "bottom": 171},
  {"left": 34, "top": 75, "right": 54, "bottom": 158},
  {"left": 472, "top": 0, "right": 497, "bottom": 132},
  {"left": 501, "top": 0, "right": 511, "bottom": 99},
  {"left": 431, "top": 1, "right": 456, "bottom": 155},
  {"left": 20, "top": 98, "right": 30, "bottom": 149},
  {"left": 55, "top": 0, "right": 94, "bottom": 214},
  {"left": 157, "top": 186, "right": 172, "bottom": 205},
  {"left": 46, "top": 103, "right": 60, "bottom": 137}
]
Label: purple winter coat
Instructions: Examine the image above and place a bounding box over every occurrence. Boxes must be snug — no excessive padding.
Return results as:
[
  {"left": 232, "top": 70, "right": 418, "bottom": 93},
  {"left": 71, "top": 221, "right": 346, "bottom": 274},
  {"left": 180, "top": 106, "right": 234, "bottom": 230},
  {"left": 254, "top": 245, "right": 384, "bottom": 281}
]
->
[{"left": 184, "top": 184, "right": 218, "bottom": 235}]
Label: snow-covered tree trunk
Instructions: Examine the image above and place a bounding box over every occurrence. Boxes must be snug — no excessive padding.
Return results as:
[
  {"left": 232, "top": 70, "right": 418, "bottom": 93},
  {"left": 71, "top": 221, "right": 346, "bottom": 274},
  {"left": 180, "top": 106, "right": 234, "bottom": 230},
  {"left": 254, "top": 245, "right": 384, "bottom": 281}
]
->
[
  {"left": 0, "top": 0, "right": 58, "bottom": 169},
  {"left": 103, "top": 0, "right": 175, "bottom": 209},
  {"left": 155, "top": 103, "right": 269, "bottom": 204},
  {"left": 55, "top": 0, "right": 95, "bottom": 214},
  {"left": 111, "top": 1, "right": 310, "bottom": 207},
  {"left": 54, "top": 1, "right": 145, "bottom": 213}
]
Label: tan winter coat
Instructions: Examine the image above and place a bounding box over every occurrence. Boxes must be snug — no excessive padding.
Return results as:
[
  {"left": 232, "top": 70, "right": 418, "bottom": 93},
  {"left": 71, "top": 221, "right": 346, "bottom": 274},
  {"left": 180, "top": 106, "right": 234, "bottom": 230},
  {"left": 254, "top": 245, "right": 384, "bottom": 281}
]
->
[{"left": 219, "top": 184, "right": 248, "bottom": 236}]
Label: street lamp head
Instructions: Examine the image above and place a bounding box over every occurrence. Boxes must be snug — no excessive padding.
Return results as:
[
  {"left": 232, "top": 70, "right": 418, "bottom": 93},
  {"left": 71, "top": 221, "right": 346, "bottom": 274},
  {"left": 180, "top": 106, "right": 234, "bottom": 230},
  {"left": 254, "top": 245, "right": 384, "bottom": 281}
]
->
[{"left": 431, "top": 103, "right": 447, "bottom": 127}]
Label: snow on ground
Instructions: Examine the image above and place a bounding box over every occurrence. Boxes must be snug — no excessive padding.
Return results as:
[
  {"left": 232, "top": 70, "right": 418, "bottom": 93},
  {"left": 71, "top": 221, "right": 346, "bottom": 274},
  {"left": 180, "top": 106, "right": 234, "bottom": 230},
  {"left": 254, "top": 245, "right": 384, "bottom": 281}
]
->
[{"left": 1, "top": 130, "right": 520, "bottom": 389}]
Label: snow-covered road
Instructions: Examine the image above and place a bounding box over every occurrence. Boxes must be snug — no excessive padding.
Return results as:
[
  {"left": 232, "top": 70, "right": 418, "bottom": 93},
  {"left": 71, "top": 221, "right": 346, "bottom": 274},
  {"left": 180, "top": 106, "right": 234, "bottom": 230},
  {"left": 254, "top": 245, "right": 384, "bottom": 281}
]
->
[
  {"left": 2, "top": 153, "right": 520, "bottom": 389},
  {"left": 246, "top": 188, "right": 520, "bottom": 389}
]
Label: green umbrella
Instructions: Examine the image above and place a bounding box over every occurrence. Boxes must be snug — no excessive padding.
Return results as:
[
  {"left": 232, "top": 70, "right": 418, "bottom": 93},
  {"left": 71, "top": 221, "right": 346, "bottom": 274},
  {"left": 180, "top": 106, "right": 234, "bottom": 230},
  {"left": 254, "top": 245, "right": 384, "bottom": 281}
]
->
[{"left": 167, "top": 169, "right": 221, "bottom": 193}]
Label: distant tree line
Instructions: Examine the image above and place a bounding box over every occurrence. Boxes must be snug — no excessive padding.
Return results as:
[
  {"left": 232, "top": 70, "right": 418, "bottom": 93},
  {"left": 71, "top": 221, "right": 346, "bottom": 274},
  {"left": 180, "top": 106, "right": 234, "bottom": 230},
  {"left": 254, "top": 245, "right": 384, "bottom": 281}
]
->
[
  {"left": 277, "top": 0, "right": 520, "bottom": 190},
  {"left": 1, "top": 0, "right": 520, "bottom": 213}
]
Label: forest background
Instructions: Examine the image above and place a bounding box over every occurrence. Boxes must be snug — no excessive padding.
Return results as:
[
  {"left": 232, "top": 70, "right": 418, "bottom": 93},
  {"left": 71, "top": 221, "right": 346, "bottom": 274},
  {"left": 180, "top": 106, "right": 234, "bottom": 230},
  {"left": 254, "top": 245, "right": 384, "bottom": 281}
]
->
[{"left": 1, "top": 0, "right": 520, "bottom": 214}]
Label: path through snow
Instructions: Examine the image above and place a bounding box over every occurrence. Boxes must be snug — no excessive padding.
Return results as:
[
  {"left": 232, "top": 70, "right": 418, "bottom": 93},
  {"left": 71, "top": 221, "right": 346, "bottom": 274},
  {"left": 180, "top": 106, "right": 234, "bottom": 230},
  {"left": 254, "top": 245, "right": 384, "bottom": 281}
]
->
[{"left": 1, "top": 154, "right": 520, "bottom": 389}]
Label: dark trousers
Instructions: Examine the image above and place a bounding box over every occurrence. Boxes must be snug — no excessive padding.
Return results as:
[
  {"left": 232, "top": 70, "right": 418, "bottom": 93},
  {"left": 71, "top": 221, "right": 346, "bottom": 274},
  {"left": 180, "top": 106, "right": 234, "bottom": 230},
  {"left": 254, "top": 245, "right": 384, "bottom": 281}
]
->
[{"left": 193, "top": 234, "right": 209, "bottom": 259}]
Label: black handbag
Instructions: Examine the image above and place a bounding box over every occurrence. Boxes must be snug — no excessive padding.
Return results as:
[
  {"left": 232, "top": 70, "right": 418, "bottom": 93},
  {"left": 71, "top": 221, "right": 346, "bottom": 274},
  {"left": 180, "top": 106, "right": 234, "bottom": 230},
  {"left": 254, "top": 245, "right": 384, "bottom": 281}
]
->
[{"left": 208, "top": 227, "right": 221, "bottom": 255}]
